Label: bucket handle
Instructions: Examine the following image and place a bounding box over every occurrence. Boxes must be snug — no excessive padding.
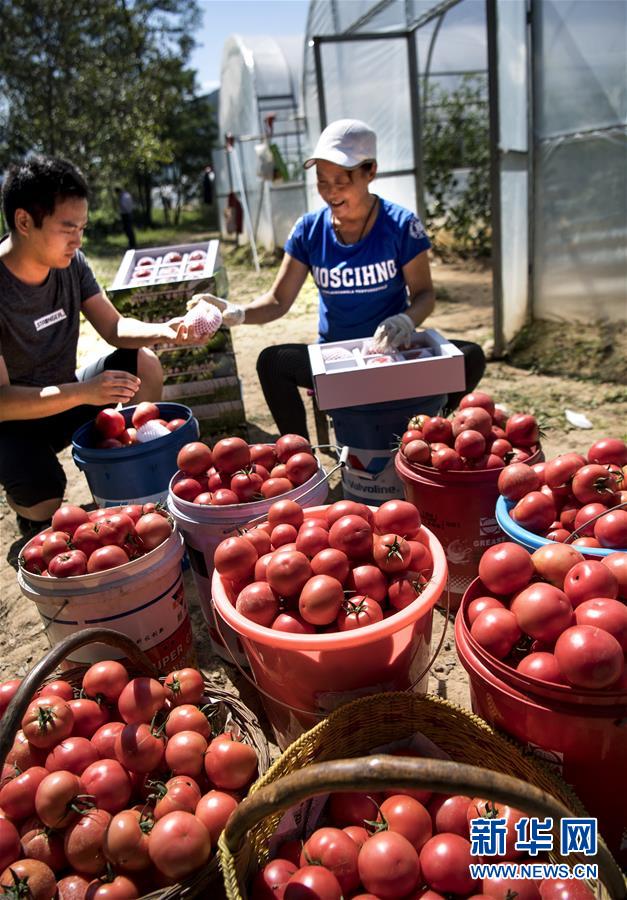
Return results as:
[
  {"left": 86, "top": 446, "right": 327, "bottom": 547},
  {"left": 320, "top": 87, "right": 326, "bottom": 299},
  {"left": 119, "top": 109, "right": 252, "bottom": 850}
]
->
[
  {"left": 220, "top": 755, "right": 626, "bottom": 900},
  {"left": 212, "top": 577, "right": 450, "bottom": 721},
  {"left": 0, "top": 628, "right": 159, "bottom": 771}
]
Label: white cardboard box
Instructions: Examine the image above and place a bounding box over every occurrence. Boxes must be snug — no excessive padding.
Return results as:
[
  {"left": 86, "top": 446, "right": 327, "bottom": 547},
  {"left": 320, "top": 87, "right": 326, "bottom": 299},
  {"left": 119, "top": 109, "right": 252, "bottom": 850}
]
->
[{"left": 308, "top": 329, "right": 465, "bottom": 410}]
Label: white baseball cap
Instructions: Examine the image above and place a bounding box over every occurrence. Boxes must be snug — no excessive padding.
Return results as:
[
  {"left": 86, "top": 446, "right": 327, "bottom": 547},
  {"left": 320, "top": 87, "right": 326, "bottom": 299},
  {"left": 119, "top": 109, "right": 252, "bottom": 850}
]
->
[{"left": 304, "top": 119, "right": 377, "bottom": 170}]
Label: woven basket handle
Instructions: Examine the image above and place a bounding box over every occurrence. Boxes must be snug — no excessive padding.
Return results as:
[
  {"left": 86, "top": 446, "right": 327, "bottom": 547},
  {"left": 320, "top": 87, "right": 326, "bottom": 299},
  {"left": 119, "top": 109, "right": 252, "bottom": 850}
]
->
[
  {"left": 221, "top": 755, "right": 625, "bottom": 899},
  {"left": 0, "top": 627, "right": 158, "bottom": 769}
]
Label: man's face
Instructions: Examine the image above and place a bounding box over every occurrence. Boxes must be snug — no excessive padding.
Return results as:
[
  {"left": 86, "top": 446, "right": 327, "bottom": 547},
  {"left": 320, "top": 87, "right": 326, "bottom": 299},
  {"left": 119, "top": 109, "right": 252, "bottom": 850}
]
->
[{"left": 22, "top": 197, "right": 89, "bottom": 269}]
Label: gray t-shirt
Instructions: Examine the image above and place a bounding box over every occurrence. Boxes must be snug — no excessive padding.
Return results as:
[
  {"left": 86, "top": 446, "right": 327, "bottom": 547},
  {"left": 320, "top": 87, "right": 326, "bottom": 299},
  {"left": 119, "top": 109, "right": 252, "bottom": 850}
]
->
[{"left": 0, "top": 248, "right": 100, "bottom": 387}]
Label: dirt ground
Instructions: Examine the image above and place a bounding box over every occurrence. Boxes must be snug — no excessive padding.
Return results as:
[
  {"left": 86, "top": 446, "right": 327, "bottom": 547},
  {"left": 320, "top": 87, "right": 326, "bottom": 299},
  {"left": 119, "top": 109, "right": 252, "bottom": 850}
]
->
[{"left": 1, "top": 247, "right": 625, "bottom": 749}]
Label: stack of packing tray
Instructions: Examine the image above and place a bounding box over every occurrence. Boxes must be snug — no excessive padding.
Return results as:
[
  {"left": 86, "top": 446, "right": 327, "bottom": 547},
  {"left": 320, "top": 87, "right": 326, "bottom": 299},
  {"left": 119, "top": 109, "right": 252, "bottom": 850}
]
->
[{"left": 107, "top": 240, "right": 247, "bottom": 441}]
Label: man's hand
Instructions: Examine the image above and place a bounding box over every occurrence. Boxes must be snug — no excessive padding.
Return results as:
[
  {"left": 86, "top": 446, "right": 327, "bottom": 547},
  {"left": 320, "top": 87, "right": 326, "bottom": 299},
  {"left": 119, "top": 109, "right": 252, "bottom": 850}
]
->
[
  {"left": 79, "top": 370, "right": 141, "bottom": 405},
  {"left": 372, "top": 313, "right": 415, "bottom": 352},
  {"left": 188, "top": 293, "right": 246, "bottom": 327}
]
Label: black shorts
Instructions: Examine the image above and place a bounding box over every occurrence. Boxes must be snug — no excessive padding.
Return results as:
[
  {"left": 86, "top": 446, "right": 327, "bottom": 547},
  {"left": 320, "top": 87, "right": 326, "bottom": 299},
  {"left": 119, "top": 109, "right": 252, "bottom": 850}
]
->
[{"left": 0, "top": 349, "right": 138, "bottom": 507}]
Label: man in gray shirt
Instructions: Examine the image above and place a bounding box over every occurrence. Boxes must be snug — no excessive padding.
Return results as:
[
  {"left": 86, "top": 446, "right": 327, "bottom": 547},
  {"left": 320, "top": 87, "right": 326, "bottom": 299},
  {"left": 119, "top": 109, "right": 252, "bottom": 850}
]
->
[{"left": 0, "top": 156, "right": 196, "bottom": 535}]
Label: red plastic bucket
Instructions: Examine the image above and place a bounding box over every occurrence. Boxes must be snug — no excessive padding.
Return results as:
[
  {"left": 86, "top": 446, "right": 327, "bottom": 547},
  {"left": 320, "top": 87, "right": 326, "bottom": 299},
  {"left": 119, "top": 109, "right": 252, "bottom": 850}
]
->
[
  {"left": 395, "top": 448, "right": 542, "bottom": 610},
  {"left": 211, "top": 506, "right": 448, "bottom": 749},
  {"left": 455, "top": 578, "right": 627, "bottom": 866}
]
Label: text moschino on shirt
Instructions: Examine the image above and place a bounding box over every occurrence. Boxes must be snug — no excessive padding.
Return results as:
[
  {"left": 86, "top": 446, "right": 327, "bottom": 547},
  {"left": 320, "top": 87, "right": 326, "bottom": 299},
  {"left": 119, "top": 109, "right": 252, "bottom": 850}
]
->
[{"left": 312, "top": 259, "right": 398, "bottom": 290}]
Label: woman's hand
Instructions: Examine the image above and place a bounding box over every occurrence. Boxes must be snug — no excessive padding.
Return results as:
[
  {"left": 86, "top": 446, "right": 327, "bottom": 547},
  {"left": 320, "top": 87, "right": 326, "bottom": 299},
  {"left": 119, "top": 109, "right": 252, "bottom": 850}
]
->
[
  {"left": 372, "top": 312, "right": 415, "bottom": 351},
  {"left": 79, "top": 370, "right": 141, "bottom": 405},
  {"left": 188, "top": 293, "right": 245, "bottom": 327},
  {"left": 162, "top": 317, "right": 207, "bottom": 346}
]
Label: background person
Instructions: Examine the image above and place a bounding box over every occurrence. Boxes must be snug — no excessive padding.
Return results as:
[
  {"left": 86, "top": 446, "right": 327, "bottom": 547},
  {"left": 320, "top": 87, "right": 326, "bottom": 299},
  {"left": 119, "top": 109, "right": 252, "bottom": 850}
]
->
[
  {"left": 198, "top": 118, "right": 485, "bottom": 438},
  {"left": 0, "top": 156, "right": 199, "bottom": 536},
  {"left": 115, "top": 185, "right": 136, "bottom": 249}
]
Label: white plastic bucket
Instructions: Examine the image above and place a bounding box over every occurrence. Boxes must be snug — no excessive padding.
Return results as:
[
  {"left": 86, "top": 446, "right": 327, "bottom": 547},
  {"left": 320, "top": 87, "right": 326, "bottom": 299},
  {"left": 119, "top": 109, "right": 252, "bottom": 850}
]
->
[
  {"left": 167, "top": 459, "right": 329, "bottom": 664},
  {"left": 18, "top": 527, "right": 193, "bottom": 670}
]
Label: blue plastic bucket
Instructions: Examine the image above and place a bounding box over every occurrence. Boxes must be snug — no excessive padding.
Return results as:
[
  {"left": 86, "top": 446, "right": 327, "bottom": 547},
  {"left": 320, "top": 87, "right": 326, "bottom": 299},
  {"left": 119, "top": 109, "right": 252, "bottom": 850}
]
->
[
  {"left": 330, "top": 395, "right": 445, "bottom": 505},
  {"left": 72, "top": 403, "right": 199, "bottom": 507},
  {"left": 495, "top": 496, "right": 616, "bottom": 558}
]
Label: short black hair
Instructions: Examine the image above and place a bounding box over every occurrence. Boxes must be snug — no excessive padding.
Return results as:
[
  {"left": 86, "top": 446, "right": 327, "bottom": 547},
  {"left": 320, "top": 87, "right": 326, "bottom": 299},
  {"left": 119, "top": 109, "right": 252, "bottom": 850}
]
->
[{"left": 1, "top": 156, "right": 88, "bottom": 230}]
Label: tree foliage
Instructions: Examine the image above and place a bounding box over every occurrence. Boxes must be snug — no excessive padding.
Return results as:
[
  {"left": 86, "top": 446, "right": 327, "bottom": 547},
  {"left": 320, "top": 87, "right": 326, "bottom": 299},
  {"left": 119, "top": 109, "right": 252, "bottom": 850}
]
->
[
  {"left": 0, "top": 0, "right": 214, "bottom": 224},
  {"left": 422, "top": 75, "right": 491, "bottom": 257}
]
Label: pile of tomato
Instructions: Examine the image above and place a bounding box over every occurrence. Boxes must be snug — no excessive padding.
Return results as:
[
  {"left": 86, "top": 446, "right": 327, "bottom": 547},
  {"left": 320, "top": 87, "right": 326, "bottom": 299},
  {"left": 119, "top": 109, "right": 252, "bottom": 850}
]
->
[
  {"left": 172, "top": 434, "right": 319, "bottom": 506},
  {"left": 399, "top": 390, "right": 541, "bottom": 472},
  {"left": 214, "top": 498, "right": 434, "bottom": 633},
  {"left": 498, "top": 438, "right": 627, "bottom": 549},
  {"left": 466, "top": 541, "right": 627, "bottom": 690},
  {"left": 0, "top": 662, "right": 260, "bottom": 898},
  {"left": 19, "top": 504, "right": 173, "bottom": 578},
  {"left": 252, "top": 784, "right": 594, "bottom": 899},
  {"left": 93, "top": 403, "right": 186, "bottom": 449}
]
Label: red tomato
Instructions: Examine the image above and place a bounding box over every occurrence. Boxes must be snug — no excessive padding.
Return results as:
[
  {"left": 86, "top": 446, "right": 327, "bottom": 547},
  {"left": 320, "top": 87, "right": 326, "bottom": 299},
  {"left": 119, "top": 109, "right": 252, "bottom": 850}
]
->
[
  {"left": 90, "top": 722, "right": 124, "bottom": 759},
  {"left": 601, "top": 552, "right": 627, "bottom": 599},
  {"left": 328, "top": 515, "right": 373, "bottom": 560},
  {"left": 266, "top": 550, "right": 312, "bottom": 597},
  {"left": 497, "top": 462, "right": 541, "bottom": 501},
  {"left": 554, "top": 625, "right": 624, "bottom": 688},
  {"left": 57, "top": 873, "right": 91, "bottom": 899},
  {"left": 176, "top": 441, "right": 213, "bottom": 475},
  {"left": 407, "top": 541, "right": 433, "bottom": 576},
  {"left": 72, "top": 523, "right": 103, "bottom": 558},
  {"left": 64, "top": 808, "right": 111, "bottom": 875},
  {"left": 20, "top": 819, "right": 66, "bottom": 873},
  {"left": 453, "top": 407, "right": 493, "bottom": 439},
  {"left": 539, "top": 878, "right": 595, "bottom": 899},
  {"left": 432, "top": 447, "right": 463, "bottom": 471},
  {"left": 563, "top": 560, "right": 619, "bottom": 607},
  {"left": 301, "top": 826, "right": 360, "bottom": 894},
  {"left": 268, "top": 499, "right": 304, "bottom": 530},
  {"left": 164, "top": 705, "right": 211, "bottom": 740},
  {"left": 455, "top": 429, "right": 486, "bottom": 460},
  {"left": 373, "top": 533, "right": 412, "bottom": 573},
  {"left": 429, "top": 794, "right": 472, "bottom": 837},
  {"left": 272, "top": 611, "right": 316, "bottom": 634},
  {"left": 163, "top": 667, "right": 204, "bottom": 706},
  {"left": 512, "top": 491, "right": 556, "bottom": 534},
  {"left": 204, "top": 734, "right": 258, "bottom": 791},
  {"left": 96, "top": 513, "right": 135, "bottom": 548},
  {"left": 114, "top": 723, "right": 165, "bottom": 773},
  {"left": 594, "top": 509, "right": 627, "bottom": 549},
  {"left": 0, "top": 679, "right": 22, "bottom": 718},
  {"left": 249, "top": 443, "right": 277, "bottom": 469},
  {"left": 231, "top": 471, "right": 264, "bottom": 502},
  {"left": 510, "top": 583, "right": 573, "bottom": 643},
  {"left": 48, "top": 549, "right": 88, "bottom": 578},
  {"left": 574, "top": 598, "right": 627, "bottom": 651},
  {"left": 505, "top": 413, "right": 539, "bottom": 447},
  {"left": 214, "top": 535, "right": 258, "bottom": 581},
  {"left": 467, "top": 799, "right": 530, "bottom": 860},
  {"left": 87, "top": 545, "right": 129, "bottom": 573},
  {"left": 195, "top": 790, "right": 238, "bottom": 845},
  {"left": 85, "top": 873, "right": 140, "bottom": 898},
  {"left": 153, "top": 776, "right": 201, "bottom": 820},
  {"left": 172, "top": 477, "right": 203, "bottom": 502},
  {"left": 403, "top": 439, "right": 431, "bottom": 465},
  {"left": 251, "top": 858, "right": 298, "bottom": 899},
  {"left": 530, "top": 544, "right": 584, "bottom": 590},
  {"left": 164, "top": 731, "right": 208, "bottom": 778},
  {"left": 358, "top": 830, "right": 422, "bottom": 898},
  {"left": 42, "top": 530, "right": 71, "bottom": 566},
  {"left": 241, "top": 527, "right": 272, "bottom": 558},
  {"left": 388, "top": 571, "right": 428, "bottom": 611},
  {"left": 326, "top": 500, "right": 372, "bottom": 527},
  {"left": 419, "top": 833, "right": 477, "bottom": 895},
  {"left": 285, "top": 866, "right": 344, "bottom": 899},
  {"left": 134, "top": 513, "right": 172, "bottom": 552},
  {"left": 212, "top": 437, "right": 251, "bottom": 474},
  {"left": 261, "top": 477, "right": 294, "bottom": 499},
  {"left": 212, "top": 487, "right": 240, "bottom": 505},
  {"left": 52, "top": 505, "right": 90, "bottom": 537},
  {"left": 310, "top": 548, "right": 350, "bottom": 583},
  {"left": 285, "top": 452, "right": 318, "bottom": 486},
  {"left": 82, "top": 661, "right": 129, "bottom": 705},
  {"left": 147, "top": 810, "right": 211, "bottom": 879},
  {"left": 22, "top": 697, "right": 74, "bottom": 749},
  {"left": 95, "top": 408, "right": 126, "bottom": 439},
  {"left": 131, "top": 402, "right": 160, "bottom": 429},
  {"left": 19, "top": 543, "right": 47, "bottom": 575},
  {"left": 470, "top": 608, "right": 522, "bottom": 659},
  {"left": 0, "top": 859, "right": 57, "bottom": 899},
  {"left": 423, "top": 416, "right": 454, "bottom": 443},
  {"left": 68, "top": 699, "right": 109, "bottom": 739},
  {"left": 117, "top": 677, "right": 167, "bottom": 725},
  {"left": 4, "top": 730, "right": 46, "bottom": 771},
  {"left": 45, "top": 737, "right": 100, "bottom": 775},
  {"left": 81, "top": 760, "right": 132, "bottom": 814},
  {"left": 346, "top": 564, "right": 387, "bottom": 603},
  {"left": 373, "top": 500, "right": 421, "bottom": 539},
  {"left": 379, "top": 794, "right": 432, "bottom": 851},
  {"left": 236, "top": 583, "right": 279, "bottom": 626},
  {"left": 35, "top": 770, "right": 85, "bottom": 828},
  {"left": 271, "top": 523, "right": 298, "bottom": 548},
  {"left": 337, "top": 595, "right": 384, "bottom": 630},
  {"left": 0, "top": 818, "right": 20, "bottom": 872},
  {"left": 467, "top": 596, "right": 505, "bottom": 626},
  {"left": 328, "top": 792, "right": 382, "bottom": 828},
  {"left": 517, "top": 652, "right": 566, "bottom": 683},
  {"left": 295, "top": 525, "right": 329, "bottom": 557},
  {"left": 103, "top": 809, "right": 152, "bottom": 872},
  {"left": 275, "top": 434, "right": 312, "bottom": 463},
  {"left": 478, "top": 543, "right": 534, "bottom": 595},
  {"left": 0, "top": 767, "right": 48, "bottom": 821},
  {"left": 299, "top": 574, "right": 344, "bottom": 625},
  {"left": 483, "top": 875, "right": 541, "bottom": 899},
  {"left": 39, "top": 679, "right": 74, "bottom": 702},
  {"left": 343, "top": 826, "right": 369, "bottom": 850}
]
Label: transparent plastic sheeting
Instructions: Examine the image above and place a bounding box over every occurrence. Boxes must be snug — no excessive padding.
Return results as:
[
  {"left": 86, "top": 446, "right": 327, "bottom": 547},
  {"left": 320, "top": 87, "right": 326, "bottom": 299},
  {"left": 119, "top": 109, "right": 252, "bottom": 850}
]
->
[
  {"left": 533, "top": 130, "right": 627, "bottom": 324},
  {"left": 215, "top": 34, "right": 306, "bottom": 250}
]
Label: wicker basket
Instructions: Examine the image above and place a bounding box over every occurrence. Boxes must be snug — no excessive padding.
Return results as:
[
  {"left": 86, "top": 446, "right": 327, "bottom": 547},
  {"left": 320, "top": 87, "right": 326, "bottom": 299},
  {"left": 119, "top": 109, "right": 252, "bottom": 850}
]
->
[
  {"left": 218, "top": 692, "right": 626, "bottom": 900},
  {"left": 0, "top": 627, "right": 271, "bottom": 899}
]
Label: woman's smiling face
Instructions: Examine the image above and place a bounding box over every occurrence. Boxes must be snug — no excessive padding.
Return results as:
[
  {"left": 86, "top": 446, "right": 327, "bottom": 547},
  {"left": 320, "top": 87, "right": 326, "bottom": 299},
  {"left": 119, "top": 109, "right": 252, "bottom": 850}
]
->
[{"left": 315, "top": 160, "right": 375, "bottom": 221}]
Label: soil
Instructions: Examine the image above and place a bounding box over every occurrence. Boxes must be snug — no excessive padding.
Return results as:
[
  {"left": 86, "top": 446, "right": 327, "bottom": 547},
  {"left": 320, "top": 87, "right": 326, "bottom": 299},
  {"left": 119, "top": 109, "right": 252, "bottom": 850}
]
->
[{"left": 1, "top": 242, "right": 625, "bottom": 753}]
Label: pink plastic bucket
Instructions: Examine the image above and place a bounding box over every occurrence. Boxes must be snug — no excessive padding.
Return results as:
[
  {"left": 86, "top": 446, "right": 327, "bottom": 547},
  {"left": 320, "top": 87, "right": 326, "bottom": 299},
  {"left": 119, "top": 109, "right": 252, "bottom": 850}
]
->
[
  {"left": 211, "top": 506, "right": 448, "bottom": 749},
  {"left": 455, "top": 578, "right": 627, "bottom": 866},
  {"left": 395, "top": 447, "right": 542, "bottom": 610}
]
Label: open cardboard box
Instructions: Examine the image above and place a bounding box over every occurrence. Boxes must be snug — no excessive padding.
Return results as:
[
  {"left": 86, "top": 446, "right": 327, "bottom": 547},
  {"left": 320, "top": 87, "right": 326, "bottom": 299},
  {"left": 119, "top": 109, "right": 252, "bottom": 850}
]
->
[{"left": 308, "top": 328, "right": 465, "bottom": 410}]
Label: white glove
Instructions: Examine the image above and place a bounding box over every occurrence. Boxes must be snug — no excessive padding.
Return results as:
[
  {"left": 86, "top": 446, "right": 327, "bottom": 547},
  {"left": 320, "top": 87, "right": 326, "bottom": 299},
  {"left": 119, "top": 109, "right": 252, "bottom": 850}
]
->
[
  {"left": 372, "top": 312, "right": 415, "bottom": 351},
  {"left": 188, "top": 293, "right": 246, "bottom": 327}
]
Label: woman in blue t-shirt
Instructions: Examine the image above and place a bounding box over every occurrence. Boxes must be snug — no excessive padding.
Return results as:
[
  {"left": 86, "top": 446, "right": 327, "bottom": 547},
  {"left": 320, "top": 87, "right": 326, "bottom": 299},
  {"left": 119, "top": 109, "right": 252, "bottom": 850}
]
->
[{"left": 209, "top": 119, "right": 485, "bottom": 437}]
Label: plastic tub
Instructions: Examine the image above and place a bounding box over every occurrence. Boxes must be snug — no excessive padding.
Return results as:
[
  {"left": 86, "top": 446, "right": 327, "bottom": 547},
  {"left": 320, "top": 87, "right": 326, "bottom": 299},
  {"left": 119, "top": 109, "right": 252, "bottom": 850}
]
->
[
  {"left": 395, "top": 447, "right": 543, "bottom": 609},
  {"left": 212, "top": 506, "right": 448, "bottom": 749},
  {"left": 18, "top": 519, "right": 193, "bottom": 671},
  {"left": 455, "top": 577, "right": 627, "bottom": 866},
  {"left": 496, "top": 495, "right": 621, "bottom": 557},
  {"left": 72, "top": 402, "right": 199, "bottom": 507},
  {"left": 330, "top": 395, "right": 445, "bottom": 505},
  {"left": 167, "top": 457, "right": 330, "bottom": 664}
]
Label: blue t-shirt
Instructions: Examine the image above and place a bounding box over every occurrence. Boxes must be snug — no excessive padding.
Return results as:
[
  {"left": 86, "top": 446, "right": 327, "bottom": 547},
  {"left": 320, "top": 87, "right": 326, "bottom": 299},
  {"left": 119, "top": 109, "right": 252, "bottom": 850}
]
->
[{"left": 284, "top": 198, "right": 430, "bottom": 342}]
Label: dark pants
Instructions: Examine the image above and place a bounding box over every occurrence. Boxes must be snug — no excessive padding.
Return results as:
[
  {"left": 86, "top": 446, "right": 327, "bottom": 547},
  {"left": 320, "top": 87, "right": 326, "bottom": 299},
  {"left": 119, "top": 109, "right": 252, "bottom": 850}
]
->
[
  {"left": 0, "top": 349, "right": 138, "bottom": 508},
  {"left": 121, "top": 212, "right": 136, "bottom": 249},
  {"left": 256, "top": 340, "right": 486, "bottom": 440}
]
